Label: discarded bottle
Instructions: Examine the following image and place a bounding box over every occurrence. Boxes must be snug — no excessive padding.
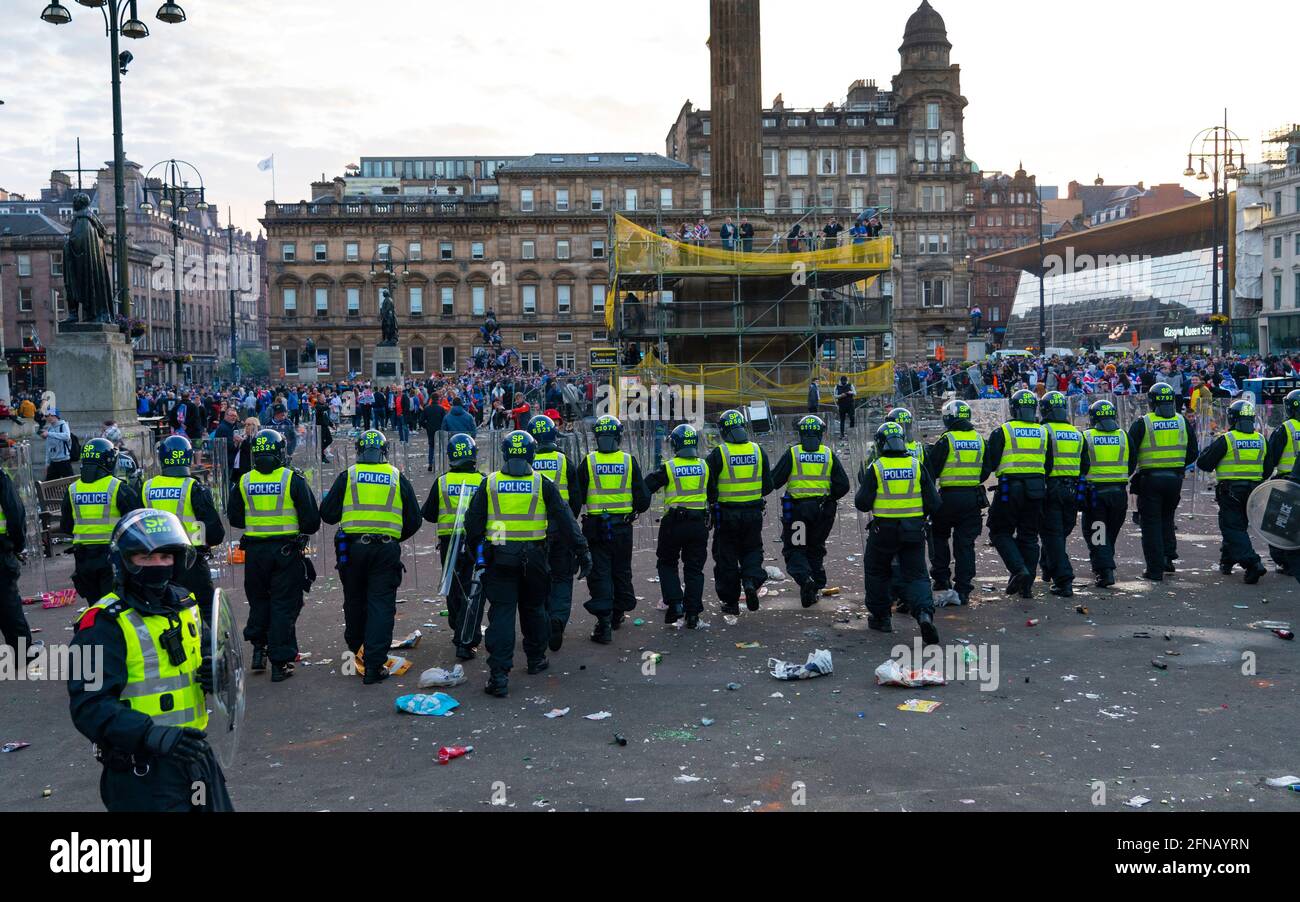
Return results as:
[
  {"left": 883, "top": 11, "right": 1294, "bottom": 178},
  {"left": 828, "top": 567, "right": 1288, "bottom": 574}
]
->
[
  {"left": 437, "top": 745, "right": 473, "bottom": 765},
  {"left": 613, "top": 733, "right": 628, "bottom": 747},
  {"left": 1275, "top": 629, "right": 1295, "bottom": 641}
]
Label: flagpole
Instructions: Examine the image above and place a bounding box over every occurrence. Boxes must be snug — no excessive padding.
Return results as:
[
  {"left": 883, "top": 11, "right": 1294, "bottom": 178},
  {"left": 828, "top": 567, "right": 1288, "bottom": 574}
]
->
[{"left": 271, "top": 154, "right": 276, "bottom": 203}]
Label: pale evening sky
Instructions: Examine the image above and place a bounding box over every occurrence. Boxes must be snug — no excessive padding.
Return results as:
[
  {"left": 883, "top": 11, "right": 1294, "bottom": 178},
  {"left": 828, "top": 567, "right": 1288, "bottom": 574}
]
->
[{"left": 0, "top": 0, "right": 1289, "bottom": 233}]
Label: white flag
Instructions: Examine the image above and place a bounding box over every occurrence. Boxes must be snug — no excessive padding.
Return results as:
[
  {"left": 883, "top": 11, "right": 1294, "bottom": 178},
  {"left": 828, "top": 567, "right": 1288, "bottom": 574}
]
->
[{"left": 257, "top": 156, "right": 274, "bottom": 172}]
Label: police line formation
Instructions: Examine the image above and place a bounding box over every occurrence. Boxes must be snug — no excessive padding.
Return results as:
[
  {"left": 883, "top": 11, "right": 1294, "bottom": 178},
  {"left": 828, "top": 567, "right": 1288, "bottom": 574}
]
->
[{"left": 5, "top": 382, "right": 1297, "bottom": 811}]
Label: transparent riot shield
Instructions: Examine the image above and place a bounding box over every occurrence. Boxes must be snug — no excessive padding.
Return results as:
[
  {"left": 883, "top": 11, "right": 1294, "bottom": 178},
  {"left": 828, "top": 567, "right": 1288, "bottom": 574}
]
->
[
  {"left": 6, "top": 442, "right": 48, "bottom": 596},
  {"left": 1247, "top": 479, "right": 1300, "bottom": 551},
  {"left": 208, "top": 588, "right": 246, "bottom": 769}
]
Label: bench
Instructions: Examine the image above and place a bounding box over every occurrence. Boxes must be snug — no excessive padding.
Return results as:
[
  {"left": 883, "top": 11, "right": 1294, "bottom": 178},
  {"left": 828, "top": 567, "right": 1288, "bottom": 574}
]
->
[{"left": 36, "top": 475, "right": 77, "bottom": 558}]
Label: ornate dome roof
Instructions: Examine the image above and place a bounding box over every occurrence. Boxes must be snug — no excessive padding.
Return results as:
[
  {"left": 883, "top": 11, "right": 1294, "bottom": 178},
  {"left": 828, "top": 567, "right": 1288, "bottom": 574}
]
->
[{"left": 901, "top": 0, "right": 951, "bottom": 50}]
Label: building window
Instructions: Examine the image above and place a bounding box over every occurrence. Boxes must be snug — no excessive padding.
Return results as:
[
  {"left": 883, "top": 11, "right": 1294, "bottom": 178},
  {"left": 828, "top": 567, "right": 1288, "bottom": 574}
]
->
[
  {"left": 348, "top": 348, "right": 362, "bottom": 374},
  {"left": 472, "top": 285, "right": 486, "bottom": 316},
  {"left": 876, "top": 148, "right": 898, "bottom": 175},
  {"left": 282, "top": 287, "right": 297, "bottom": 315},
  {"left": 556, "top": 189, "right": 570, "bottom": 212},
  {"left": 624, "top": 189, "right": 638, "bottom": 211},
  {"left": 556, "top": 352, "right": 576, "bottom": 370},
  {"left": 820, "top": 187, "right": 834, "bottom": 209},
  {"left": 788, "top": 149, "right": 809, "bottom": 177},
  {"left": 851, "top": 188, "right": 865, "bottom": 211},
  {"left": 522, "top": 240, "right": 536, "bottom": 260},
  {"left": 440, "top": 241, "right": 454, "bottom": 261},
  {"left": 50, "top": 251, "right": 63, "bottom": 276},
  {"left": 522, "top": 331, "right": 539, "bottom": 343},
  {"left": 1276, "top": 274, "right": 1285, "bottom": 311},
  {"left": 472, "top": 241, "right": 485, "bottom": 260},
  {"left": 408, "top": 241, "right": 422, "bottom": 261},
  {"left": 18, "top": 287, "right": 32, "bottom": 312},
  {"left": 920, "top": 186, "right": 947, "bottom": 212},
  {"left": 660, "top": 188, "right": 673, "bottom": 210},
  {"left": 522, "top": 284, "right": 537, "bottom": 314},
  {"left": 592, "top": 330, "right": 608, "bottom": 341},
  {"left": 441, "top": 286, "right": 455, "bottom": 315},
  {"left": 790, "top": 189, "right": 805, "bottom": 212},
  {"left": 377, "top": 243, "right": 391, "bottom": 262},
  {"left": 819, "top": 149, "right": 837, "bottom": 175},
  {"left": 281, "top": 243, "right": 295, "bottom": 262},
  {"left": 345, "top": 242, "right": 359, "bottom": 262},
  {"left": 922, "top": 279, "right": 948, "bottom": 308},
  {"left": 787, "top": 117, "right": 805, "bottom": 128},
  {"left": 347, "top": 287, "right": 360, "bottom": 316},
  {"left": 764, "top": 188, "right": 777, "bottom": 214},
  {"left": 315, "top": 287, "right": 329, "bottom": 316},
  {"left": 763, "top": 148, "right": 779, "bottom": 177},
  {"left": 441, "top": 346, "right": 456, "bottom": 373},
  {"left": 701, "top": 119, "right": 711, "bottom": 136},
  {"left": 763, "top": 117, "right": 778, "bottom": 128},
  {"left": 557, "top": 332, "right": 573, "bottom": 343},
  {"left": 702, "top": 189, "right": 712, "bottom": 215},
  {"left": 1276, "top": 236, "right": 1285, "bottom": 259},
  {"left": 700, "top": 152, "right": 711, "bottom": 177},
  {"left": 284, "top": 348, "right": 299, "bottom": 376},
  {"left": 556, "top": 240, "right": 570, "bottom": 260},
  {"left": 847, "top": 149, "right": 867, "bottom": 175},
  {"left": 314, "top": 243, "right": 327, "bottom": 262},
  {"left": 592, "top": 284, "right": 606, "bottom": 313},
  {"left": 409, "top": 286, "right": 423, "bottom": 315},
  {"left": 557, "top": 284, "right": 572, "bottom": 314},
  {"left": 410, "top": 346, "right": 426, "bottom": 374},
  {"left": 521, "top": 189, "right": 535, "bottom": 212},
  {"left": 590, "top": 189, "right": 604, "bottom": 211},
  {"left": 926, "top": 102, "right": 941, "bottom": 131},
  {"left": 592, "top": 239, "right": 606, "bottom": 259},
  {"left": 1295, "top": 272, "right": 1300, "bottom": 310}
]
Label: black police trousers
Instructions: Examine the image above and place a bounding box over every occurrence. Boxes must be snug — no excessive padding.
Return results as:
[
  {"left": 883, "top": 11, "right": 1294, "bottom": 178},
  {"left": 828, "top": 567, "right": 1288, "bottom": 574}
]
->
[
  {"left": 1216, "top": 480, "right": 1262, "bottom": 569},
  {"left": 657, "top": 509, "right": 709, "bottom": 614},
  {"left": 987, "top": 476, "right": 1045, "bottom": 580},
  {"left": 582, "top": 517, "right": 635, "bottom": 618},
  {"left": 1039, "top": 477, "right": 1079, "bottom": 585},
  {"left": 483, "top": 546, "right": 550, "bottom": 674},
  {"left": 1082, "top": 483, "right": 1128, "bottom": 574},
  {"left": 781, "top": 497, "right": 833, "bottom": 590},
  {"left": 71, "top": 545, "right": 115, "bottom": 604},
  {"left": 337, "top": 534, "right": 403, "bottom": 675},
  {"left": 548, "top": 538, "right": 576, "bottom": 630},
  {"left": 928, "top": 488, "right": 983, "bottom": 596},
  {"left": 1134, "top": 470, "right": 1183, "bottom": 572},
  {"left": 99, "top": 748, "right": 234, "bottom": 812},
  {"left": 242, "top": 538, "right": 306, "bottom": 666},
  {"left": 713, "top": 504, "right": 767, "bottom": 605},
  {"left": 0, "top": 552, "right": 31, "bottom": 653},
  {"left": 865, "top": 519, "right": 934, "bottom": 620},
  {"left": 438, "top": 536, "right": 483, "bottom": 650}
]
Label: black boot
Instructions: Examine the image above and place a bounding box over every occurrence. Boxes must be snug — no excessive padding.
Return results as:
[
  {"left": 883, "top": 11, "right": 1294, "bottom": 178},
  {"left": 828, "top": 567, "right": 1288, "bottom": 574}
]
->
[
  {"left": 271, "top": 662, "right": 295, "bottom": 683},
  {"left": 868, "top": 614, "right": 894, "bottom": 634},
  {"left": 591, "top": 616, "right": 613, "bottom": 645},
  {"left": 1244, "top": 562, "right": 1267, "bottom": 585},
  {"left": 664, "top": 604, "right": 684, "bottom": 626},
  {"left": 1095, "top": 570, "right": 1116, "bottom": 588},
  {"left": 363, "top": 667, "right": 389, "bottom": 686},
  {"left": 685, "top": 613, "right": 700, "bottom": 630},
  {"left": 743, "top": 580, "right": 760, "bottom": 612},
  {"left": 1164, "top": 561, "right": 1176, "bottom": 574},
  {"left": 720, "top": 601, "right": 740, "bottom": 616},
  {"left": 1005, "top": 570, "right": 1030, "bottom": 596},
  {"left": 611, "top": 611, "right": 626, "bottom": 631},
  {"left": 251, "top": 646, "right": 267, "bottom": 673},
  {"left": 455, "top": 645, "right": 477, "bottom": 661},
  {"left": 1219, "top": 562, "right": 1235, "bottom": 576},
  {"left": 799, "top": 580, "right": 819, "bottom": 609},
  {"left": 484, "top": 672, "right": 509, "bottom": 698},
  {"left": 916, "top": 612, "right": 940, "bottom": 647},
  {"left": 1141, "top": 570, "right": 1164, "bottom": 582},
  {"left": 548, "top": 619, "right": 565, "bottom": 652},
  {"left": 1049, "top": 580, "right": 1074, "bottom": 598},
  {"left": 526, "top": 658, "right": 549, "bottom": 675}
]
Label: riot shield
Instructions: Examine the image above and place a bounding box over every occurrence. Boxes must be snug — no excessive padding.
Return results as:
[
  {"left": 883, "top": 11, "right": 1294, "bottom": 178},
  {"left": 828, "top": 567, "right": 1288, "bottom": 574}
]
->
[
  {"left": 208, "top": 588, "right": 246, "bottom": 769},
  {"left": 1247, "top": 479, "right": 1300, "bottom": 551},
  {"left": 434, "top": 480, "right": 473, "bottom": 603}
]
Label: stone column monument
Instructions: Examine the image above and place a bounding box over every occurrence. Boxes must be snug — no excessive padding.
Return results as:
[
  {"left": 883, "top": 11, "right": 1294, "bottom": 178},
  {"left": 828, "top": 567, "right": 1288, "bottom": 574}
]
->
[{"left": 710, "top": 0, "right": 764, "bottom": 212}]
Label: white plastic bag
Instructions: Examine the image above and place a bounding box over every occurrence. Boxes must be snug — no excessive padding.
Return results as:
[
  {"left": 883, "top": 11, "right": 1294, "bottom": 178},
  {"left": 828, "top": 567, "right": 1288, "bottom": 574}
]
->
[
  {"left": 769, "top": 649, "right": 833, "bottom": 681},
  {"left": 418, "top": 664, "right": 467, "bottom": 689},
  {"left": 874, "top": 659, "right": 946, "bottom": 688}
]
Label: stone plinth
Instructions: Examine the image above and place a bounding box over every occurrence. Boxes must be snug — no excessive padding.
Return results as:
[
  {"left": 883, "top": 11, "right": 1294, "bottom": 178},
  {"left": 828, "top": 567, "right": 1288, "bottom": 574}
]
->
[
  {"left": 47, "top": 324, "right": 139, "bottom": 438},
  {"left": 297, "top": 366, "right": 319, "bottom": 385},
  {"left": 373, "top": 345, "right": 404, "bottom": 384}
]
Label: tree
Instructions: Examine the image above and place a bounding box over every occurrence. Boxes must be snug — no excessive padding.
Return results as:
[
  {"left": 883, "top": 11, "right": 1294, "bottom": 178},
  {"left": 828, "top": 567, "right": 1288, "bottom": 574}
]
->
[{"left": 238, "top": 348, "right": 270, "bottom": 381}]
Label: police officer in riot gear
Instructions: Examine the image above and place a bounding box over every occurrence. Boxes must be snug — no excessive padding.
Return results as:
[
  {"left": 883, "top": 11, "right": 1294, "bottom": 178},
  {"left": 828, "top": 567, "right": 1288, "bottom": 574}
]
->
[
  {"left": 1038, "top": 392, "right": 1084, "bottom": 598},
  {"left": 463, "top": 431, "right": 591, "bottom": 698},
  {"left": 143, "top": 435, "right": 225, "bottom": 616},
  {"left": 228, "top": 429, "right": 321, "bottom": 682},
  {"left": 982, "top": 390, "right": 1052, "bottom": 599},
  {"left": 1262, "top": 389, "right": 1300, "bottom": 575},
  {"left": 887, "top": 407, "right": 922, "bottom": 458},
  {"left": 644, "top": 424, "right": 712, "bottom": 627},
  {"left": 67, "top": 509, "right": 233, "bottom": 812},
  {"left": 925, "top": 400, "right": 985, "bottom": 606},
  {"left": 527, "top": 414, "right": 580, "bottom": 651},
  {"left": 1197, "top": 399, "right": 1268, "bottom": 584},
  {"left": 574, "top": 415, "right": 651, "bottom": 644},
  {"left": 423, "top": 433, "right": 487, "bottom": 660},
  {"left": 0, "top": 465, "right": 31, "bottom": 658},
  {"left": 320, "top": 430, "right": 422, "bottom": 684},
  {"left": 1080, "top": 400, "right": 1130, "bottom": 588},
  {"left": 707, "top": 409, "right": 773, "bottom": 615},
  {"left": 1128, "top": 382, "right": 1198, "bottom": 580},
  {"left": 771, "top": 415, "right": 850, "bottom": 607},
  {"left": 856, "top": 422, "right": 941, "bottom": 645},
  {"left": 60, "top": 437, "right": 143, "bottom": 603}
]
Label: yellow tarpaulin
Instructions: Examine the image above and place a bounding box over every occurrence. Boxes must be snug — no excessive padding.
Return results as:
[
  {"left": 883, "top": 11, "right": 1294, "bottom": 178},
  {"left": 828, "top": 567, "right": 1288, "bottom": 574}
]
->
[{"left": 629, "top": 358, "right": 892, "bottom": 408}]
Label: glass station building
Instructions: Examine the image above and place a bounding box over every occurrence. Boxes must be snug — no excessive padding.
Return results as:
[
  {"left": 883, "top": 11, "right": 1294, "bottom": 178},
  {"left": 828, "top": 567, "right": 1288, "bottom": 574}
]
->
[{"left": 1003, "top": 248, "right": 1216, "bottom": 353}]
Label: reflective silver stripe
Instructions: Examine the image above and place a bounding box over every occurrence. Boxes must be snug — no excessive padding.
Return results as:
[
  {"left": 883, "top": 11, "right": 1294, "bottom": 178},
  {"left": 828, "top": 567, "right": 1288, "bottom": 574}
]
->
[
  {"left": 72, "top": 478, "right": 122, "bottom": 525},
  {"left": 118, "top": 609, "right": 192, "bottom": 700},
  {"left": 243, "top": 469, "right": 293, "bottom": 523},
  {"left": 587, "top": 453, "right": 632, "bottom": 498},
  {"left": 149, "top": 708, "right": 199, "bottom": 727},
  {"left": 487, "top": 474, "right": 546, "bottom": 540}
]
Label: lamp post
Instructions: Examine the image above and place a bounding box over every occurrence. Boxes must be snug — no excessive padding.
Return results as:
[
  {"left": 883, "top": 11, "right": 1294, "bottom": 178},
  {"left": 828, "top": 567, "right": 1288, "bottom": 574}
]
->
[
  {"left": 41, "top": 1, "right": 188, "bottom": 322},
  {"left": 226, "top": 208, "right": 239, "bottom": 384},
  {"left": 368, "top": 244, "right": 411, "bottom": 294},
  {"left": 1184, "top": 113, "right": 1247, "bottom": 355},
  {"left": 0, "top": 261, "right": 11, "bottom": 404},
  {"left": 139, "top": 158, "right": 206, "bottom": 379}
]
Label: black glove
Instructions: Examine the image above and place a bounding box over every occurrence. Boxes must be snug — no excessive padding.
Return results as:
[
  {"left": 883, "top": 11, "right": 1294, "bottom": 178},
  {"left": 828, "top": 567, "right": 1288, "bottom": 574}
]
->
[
  {"left": 196, "top": 656, "right": 215, "bottom": 694},
  {"left": 141, "top": 725, "right": 209, "bottom": 764},
  {"left": 576, "top": 547, "right": 593, "bottom": 582}
]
